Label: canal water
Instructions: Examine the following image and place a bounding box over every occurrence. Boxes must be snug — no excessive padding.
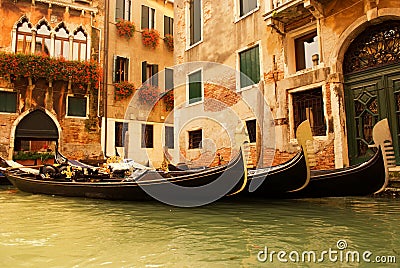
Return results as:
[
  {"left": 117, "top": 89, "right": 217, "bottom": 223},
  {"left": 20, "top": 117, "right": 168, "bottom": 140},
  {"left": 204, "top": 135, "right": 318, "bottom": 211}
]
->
[{"left": 0, "top": 185, "right": 399, "bottom": 268}]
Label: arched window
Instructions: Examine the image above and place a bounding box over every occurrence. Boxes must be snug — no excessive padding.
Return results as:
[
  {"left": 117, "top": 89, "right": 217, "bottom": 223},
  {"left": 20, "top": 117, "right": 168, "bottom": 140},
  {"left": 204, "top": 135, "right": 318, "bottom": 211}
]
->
[
  {"left": 73, "top": 27, "right": 87, "bottom": 61},
  {"left": 55, "top": 23, "right": 70, "bottom": 59},
  {"left": 35, "top": 21, "right": 51, "bottom": 56},
  {"left": 16, "top": 18, "right": 33, "bottom": 54}
]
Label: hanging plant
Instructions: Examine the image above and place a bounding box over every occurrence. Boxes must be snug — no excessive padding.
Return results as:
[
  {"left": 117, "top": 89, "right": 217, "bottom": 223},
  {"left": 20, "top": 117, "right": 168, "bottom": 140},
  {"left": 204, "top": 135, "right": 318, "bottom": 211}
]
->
[
  {"left": 116, "top": 19, "right": 136, "bottom": 39},
  {"left": 114, "top": 81, "right": 135, "bottom": 100},
  {"left": 0, "top": 52, "right": 102, "bottom": 89},
  {"left": 138, "top": 84, "right": 159, "bottom": 105},
  {"left": 141, "top": 29, "right": 160, "bottom": 49},
  {"left": 164, "top": 34, "right": 174, "bottom": 51}
]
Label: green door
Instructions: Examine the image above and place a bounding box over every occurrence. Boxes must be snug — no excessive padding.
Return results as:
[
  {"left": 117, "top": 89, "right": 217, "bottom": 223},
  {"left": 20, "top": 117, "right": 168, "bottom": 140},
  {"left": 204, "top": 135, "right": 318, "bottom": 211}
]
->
[{"left": 345, "top": 65, "right": 400, "bottom": 165}]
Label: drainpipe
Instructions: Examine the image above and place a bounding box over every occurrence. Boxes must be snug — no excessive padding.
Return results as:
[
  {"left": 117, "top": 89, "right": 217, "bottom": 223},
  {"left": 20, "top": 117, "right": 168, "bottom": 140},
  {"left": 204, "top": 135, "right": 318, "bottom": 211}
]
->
[{"left": 103, "top": 0, "right": 110, "bottom": 157}]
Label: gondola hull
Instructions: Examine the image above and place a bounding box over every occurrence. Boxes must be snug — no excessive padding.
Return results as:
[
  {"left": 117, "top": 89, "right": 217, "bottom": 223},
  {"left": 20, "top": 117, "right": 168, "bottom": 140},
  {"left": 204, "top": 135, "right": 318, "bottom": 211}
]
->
[
  {"left": 237, "top": 149, "right": 309, "bottom": 199},
  {"left": 283, "top": 147, "right": 387, "bottom": 198},
  {"left": 6, "top": 150, "right": 246, "bottom": 202}
]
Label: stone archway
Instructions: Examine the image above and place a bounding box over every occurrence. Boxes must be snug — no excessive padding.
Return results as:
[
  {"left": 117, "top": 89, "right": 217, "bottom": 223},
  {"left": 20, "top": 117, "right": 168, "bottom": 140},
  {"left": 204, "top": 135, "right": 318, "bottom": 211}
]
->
[
  {"left": 343, "top": 20, "right": 400, "bottom": 164},
  {"left": 9, "top": 108, "right": 61, "bottom": 159}
]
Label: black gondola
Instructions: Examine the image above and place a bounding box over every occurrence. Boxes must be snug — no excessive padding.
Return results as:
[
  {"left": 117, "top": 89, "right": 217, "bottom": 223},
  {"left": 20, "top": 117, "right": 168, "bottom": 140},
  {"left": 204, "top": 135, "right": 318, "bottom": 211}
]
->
[
  {"left": 5, "top": 149, "right": 247, "bottom": 203},
  {"left": 283, "top": 119, "right": 392, "bottom": 198}
]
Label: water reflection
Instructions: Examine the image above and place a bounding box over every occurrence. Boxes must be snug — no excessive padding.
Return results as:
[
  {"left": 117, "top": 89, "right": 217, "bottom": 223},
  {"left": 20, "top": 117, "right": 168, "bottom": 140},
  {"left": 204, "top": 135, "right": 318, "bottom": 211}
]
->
[{"left": 0, "top": 186, "right": 398, "bottom": 267}]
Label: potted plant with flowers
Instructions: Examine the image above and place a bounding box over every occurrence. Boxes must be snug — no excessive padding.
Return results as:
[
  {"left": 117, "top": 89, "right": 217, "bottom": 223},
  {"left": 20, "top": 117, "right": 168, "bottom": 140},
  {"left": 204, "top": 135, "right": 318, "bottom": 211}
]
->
[
  {"left": 114, "top": 81, "right": 135, "bottom": 100},
  {"left": 164, "top": 34, "right": 174, "bottom": 51},
  {"left": 141, "top": 29, "right": 160, "bottom": 49},
  {"left": 137, "top": 84, "right": 159, "bottom": 106},
  {"left": 116, "top": 19, "right": 136, "bottom": 40}
]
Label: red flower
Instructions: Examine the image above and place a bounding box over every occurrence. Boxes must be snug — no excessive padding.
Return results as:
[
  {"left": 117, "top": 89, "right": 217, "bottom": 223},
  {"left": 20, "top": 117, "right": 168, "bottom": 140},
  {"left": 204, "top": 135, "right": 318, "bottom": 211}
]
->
[
  {"left": 116, "top": 19, "right": 135, "bottom": 39},
  {"left": 141, "top": 29, "right": 160, "bottom": 49}
]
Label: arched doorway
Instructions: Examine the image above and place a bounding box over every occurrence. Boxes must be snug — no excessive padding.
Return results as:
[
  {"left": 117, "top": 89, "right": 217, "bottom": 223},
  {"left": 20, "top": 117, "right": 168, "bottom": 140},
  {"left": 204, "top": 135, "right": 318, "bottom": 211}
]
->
[
  {"left": 344, "top": 20, "right": 400, "bottom": 164},
  {"left": 12, "top": 109, "right": 60, "bottom": 160}
]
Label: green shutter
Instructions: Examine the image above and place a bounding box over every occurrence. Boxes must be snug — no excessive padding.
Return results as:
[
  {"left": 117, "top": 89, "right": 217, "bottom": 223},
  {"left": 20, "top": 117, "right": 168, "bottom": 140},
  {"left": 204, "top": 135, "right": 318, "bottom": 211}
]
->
[
  {"left": 193, "top": 0, "right": 201, "bottom": 44},
  {"left": 240, "top": 45, "right": 260, "bottom": 88},
  {"left": 189, "top": 70, "right": 202, "bottom": 104},
  {"left": 0, "top": 92, "right": 17, "bottom": 113},
  {"left": 68, "top": 96, "right": 87, "bottom": 117}
]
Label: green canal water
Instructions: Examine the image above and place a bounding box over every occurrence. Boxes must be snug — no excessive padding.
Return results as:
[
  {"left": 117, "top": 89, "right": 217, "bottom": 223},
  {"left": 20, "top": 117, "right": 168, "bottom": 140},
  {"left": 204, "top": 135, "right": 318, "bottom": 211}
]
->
[{"left": 0, "top": 185, "right": 399, "bottom": 268}]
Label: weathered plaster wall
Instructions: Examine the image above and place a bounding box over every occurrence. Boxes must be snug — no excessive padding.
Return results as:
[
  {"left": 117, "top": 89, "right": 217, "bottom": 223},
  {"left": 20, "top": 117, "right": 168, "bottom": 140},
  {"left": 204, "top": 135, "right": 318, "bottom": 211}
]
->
[{"left": 0, "top": 1, "right": 104, "bottom": 159}]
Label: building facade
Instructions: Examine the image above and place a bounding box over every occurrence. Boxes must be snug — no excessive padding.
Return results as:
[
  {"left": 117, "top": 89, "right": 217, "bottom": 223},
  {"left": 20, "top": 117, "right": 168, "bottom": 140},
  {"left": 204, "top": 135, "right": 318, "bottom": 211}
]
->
[
  {"left": 102, "top": 0, "right": 174, "bottom": 167},
  {"left": 0, "top": 0, "right": 104, "bottom": 161},
  {"left": 174, "top": 0, "right": 400, "bottom": 168}
]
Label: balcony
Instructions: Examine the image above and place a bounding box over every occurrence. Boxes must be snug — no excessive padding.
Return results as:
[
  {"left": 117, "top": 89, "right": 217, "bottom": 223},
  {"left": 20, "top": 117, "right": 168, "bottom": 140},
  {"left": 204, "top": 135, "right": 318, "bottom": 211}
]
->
[{"left": 264, "top": 0, "right": 332, "bottom": 33}]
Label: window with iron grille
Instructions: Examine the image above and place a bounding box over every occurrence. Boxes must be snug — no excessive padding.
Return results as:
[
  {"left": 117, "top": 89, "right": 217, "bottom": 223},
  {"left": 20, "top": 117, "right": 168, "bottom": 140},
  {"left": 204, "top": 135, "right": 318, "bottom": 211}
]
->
[
  {"left": 292, "top": 88, "right": 326, "bottom": 137},
  {"left": 115, "top": 0, "right": 131, "bottom": 21},
  {"left": 164, "top": 16, "right": 173, "bottom": 36},
  {"left": 239, "top": 45, "right": 260, "bottom": 88},
  {"left": 246, "top": 119, "right": 257, "bottom": 143},
  {"left": 141, "top": 5, "right": 155, "bottom": 29},
  {"left": 295, "top": 31, "right": 319, "bottom": 71},
  {"left": 114, "top": 56, "right": 129, "bottom": 83},
  {"left": 142, "top": 124, "right": 154, "bottom": 148},
  {"left": 67, "top": 96, "right": 88, "bottom": 118},
  {"left": 0, "top": 91, "right": 17, "bottom": 113},
  {"left": 189, "top": 129, "right": 202, "bottom": 149},
  {"left": 189, "top": 0, "right": 202, "bottom": 46},
  {"left": 165, "top": 126, "right": 174, "bottom": 149}
]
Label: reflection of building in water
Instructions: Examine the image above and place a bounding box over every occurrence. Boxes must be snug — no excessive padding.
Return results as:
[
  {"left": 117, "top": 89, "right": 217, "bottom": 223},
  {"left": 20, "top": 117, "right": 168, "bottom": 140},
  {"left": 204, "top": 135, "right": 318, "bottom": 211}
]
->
[{"left": 0, "top": 0, "right": 102, "bottom": 161}]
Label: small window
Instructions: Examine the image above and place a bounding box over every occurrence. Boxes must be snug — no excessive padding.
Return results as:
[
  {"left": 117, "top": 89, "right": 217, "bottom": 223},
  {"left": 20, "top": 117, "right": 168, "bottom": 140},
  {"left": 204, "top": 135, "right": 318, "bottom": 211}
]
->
[
  {"left": 0, "top": 91, "right": 17, "bottom": 113},
  {"left": 115, "top": 122, "right": 128, "bottom": 147},
  {"left": 189, "top": 129, "right": 202, "bottom": 149},
  {"left": 295, "top": 31, "right": 319, "bottom": 71},
  {"left": 141, "top": 124, "right": 154, "bottom": 148},
  {"left": 115, "top": 0, "right": 131, "bottom": 21},
  {"left": 142, "top": 61, "right": 158, "bottom": 86},
  {"left": 189, "top": 0, "right": 202, "bottom": 46},
  {"left": 114, "top": 56, "right": 129, "bottom": 83},
  {"left": 67, "top": 96, "right": 88, "bottom": 118},
  {"left": 292, "top": 88, "right": 326, "bottom": 136},
  {"left": 239, "top": 0, "right": 258, "bottom": 17},
  {"left": 245, "top": 119, "right": 257, "bottom": 143},
  {"left": 141, "top": 5, "right": 155, "bottom": 29},
  {"left": 164, "top": 16, "right": 174, "bottom": 36},
  {"left": 165, "top": 126, "right": 174, "bottom": 149},
  {"left": 188, "top": 70, "right": 202, "bottom": 104},
  {"left": 239, "top": 45, "right": 260, "bottom": 89}
]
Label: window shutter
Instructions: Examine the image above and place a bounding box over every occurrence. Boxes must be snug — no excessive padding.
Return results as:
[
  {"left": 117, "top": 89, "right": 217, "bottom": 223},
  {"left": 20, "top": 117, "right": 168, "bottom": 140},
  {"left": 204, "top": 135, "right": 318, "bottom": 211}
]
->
[
  {"left": 165, "top": 68, "right": 174, "bottom": 90},
  {"left": 152, "top": 64, "right": 159, "bottom": 86},
  {"left": 115, "top": 0, "right": 124, "bottom": 21},
  {"left": 141, "top": 5, "right": 149, "bottom": 29},
  {"left": 125, "top": 58, "right": 129, "bottom": 81},
  {"left": 142, "top": 61, "right": 148, "bottom": 83},
  {"left": 124, "top": 0, "right": 131, "bottom": 21},
  {"left": 113, "top": 55, "right": 117, "bottom": 83},
  {"left": 150, "top": 8, "right": 155, "bottom": 29},
  {"left": 164, "top": 16, "right": 168, "bottom": 36},
  {"left": 193, "top": 0, "right": 201, "bottom": 44}
]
